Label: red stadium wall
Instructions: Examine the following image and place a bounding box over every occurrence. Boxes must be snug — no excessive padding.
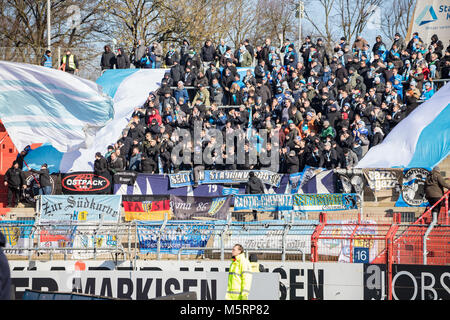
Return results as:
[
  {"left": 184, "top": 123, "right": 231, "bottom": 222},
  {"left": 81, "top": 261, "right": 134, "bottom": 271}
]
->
[{"left": 0, "top": 120, "right": 18, "bottom": 215}]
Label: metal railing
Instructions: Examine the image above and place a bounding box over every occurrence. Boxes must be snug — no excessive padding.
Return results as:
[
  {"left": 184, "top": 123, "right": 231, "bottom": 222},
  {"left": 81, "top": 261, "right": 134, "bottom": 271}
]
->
[
  {"left": 4, "top": 214, "right": 445, "bottom": 264},
  {"left": 402, "top": 78, "right": 450, "bottom": 103},
  {"left": 3, "top": 193, "right": 448, "bottom": 269}
]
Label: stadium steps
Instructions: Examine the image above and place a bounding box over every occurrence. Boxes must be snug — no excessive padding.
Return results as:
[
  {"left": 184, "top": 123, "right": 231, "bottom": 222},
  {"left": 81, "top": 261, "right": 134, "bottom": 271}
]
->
[{"left": 1, "top": 207, "right": 35, "bottom": 220}]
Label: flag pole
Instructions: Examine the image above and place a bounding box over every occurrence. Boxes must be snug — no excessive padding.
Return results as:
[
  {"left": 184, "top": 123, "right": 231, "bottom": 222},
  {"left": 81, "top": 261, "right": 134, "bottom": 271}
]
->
[{"left": 22, "top": 159, "right": 41, "bottom": 187}]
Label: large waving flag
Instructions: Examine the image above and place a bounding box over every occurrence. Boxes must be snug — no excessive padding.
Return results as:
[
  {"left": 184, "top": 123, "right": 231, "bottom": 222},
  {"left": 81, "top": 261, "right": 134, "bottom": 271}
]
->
[
  {"left": 21, "top": 68, "right": 167, "bottom": 173},
  {"left": 357, "top": 82, "right": 450, "bottom": 169},
  {"left": 0, "top": 61, "right": 114, "bottom": 153}
]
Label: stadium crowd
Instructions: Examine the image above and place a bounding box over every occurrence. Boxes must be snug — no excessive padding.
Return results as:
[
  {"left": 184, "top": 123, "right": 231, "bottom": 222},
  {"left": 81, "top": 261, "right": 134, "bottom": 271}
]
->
[{"left": 93, "top": 33, "right": 450, "bottom": 177}]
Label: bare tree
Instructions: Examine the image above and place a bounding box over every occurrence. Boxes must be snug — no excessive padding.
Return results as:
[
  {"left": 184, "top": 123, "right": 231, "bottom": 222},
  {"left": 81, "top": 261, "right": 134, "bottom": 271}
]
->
[
  {"left": 334, "top": 0, "right": 383, "bottom": 44},
  {"left": 105, "top": 0, "right": 231, "bottom": 51},
  {"left": 105, "top": 0, "right": 163, "bottom": 50},
  {"left": 221, "top": 0, "right": 257, "bottom": 48},
  {"left": 380, "top": 0, "right": 416, "bottom": 41},
  {"left": 303, "top": 0, "right": 336, "bottom": 50},
  {"left": 0, "top": 0, "right": 108, "bottom": 71},
  {"left": 250, "top": 0, "right": 297, "bottom": 47},
  {"left": 159, "top": 0, "right": 228, "bottom": 47}
]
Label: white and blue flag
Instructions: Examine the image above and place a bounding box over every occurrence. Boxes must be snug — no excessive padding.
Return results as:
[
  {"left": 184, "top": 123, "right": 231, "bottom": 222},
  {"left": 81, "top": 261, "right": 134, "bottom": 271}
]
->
[
  {"left": 0, "top": 61, "right": 114, "bottom": 153},
  {"left": 9, "top": 67, "right": 167, "bottom": 172},
  {"left": 357, "top": 82, "right": 450, "bottom": 170}
]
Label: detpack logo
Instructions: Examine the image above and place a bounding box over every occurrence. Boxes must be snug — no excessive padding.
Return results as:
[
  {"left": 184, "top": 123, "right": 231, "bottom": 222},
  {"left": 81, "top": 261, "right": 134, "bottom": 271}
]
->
[
  {"left": 415, "top": 5, "right": 438, "bottom": 26},
  {"left": 62, "top": 173, "right": 110, "bottom": 193}
]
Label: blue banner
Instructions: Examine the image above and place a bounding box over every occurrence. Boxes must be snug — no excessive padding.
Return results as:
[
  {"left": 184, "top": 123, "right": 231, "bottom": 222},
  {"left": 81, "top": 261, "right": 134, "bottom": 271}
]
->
[
  {"left": 114, "top": 172, "right": 290, "bottom": 196},
  {"left": 293, "top": 193, "right": 359, "bottom": 211},
  {"left": 168, "top": 170, "right": 283, "bottom": 188},
  {"left": 234, "top": 194, "right": 293, "bottom": 212},
  {"left": 137, "top": 221, "right": 215, "bottom": 255},
  {"left": 0, "top": 220, "right": 34, "bottom": 252},
  {"left": 39, "top": 195, "right": 122, "bottom": 222}
]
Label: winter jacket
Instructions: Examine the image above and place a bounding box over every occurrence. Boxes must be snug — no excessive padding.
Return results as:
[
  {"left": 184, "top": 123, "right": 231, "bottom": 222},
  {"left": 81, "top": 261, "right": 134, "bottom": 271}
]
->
[
  {"left": 135, "top": 44, "right": 146, "bottom": 64},
  {"left": 30, "top": 168, "right": 51, "bottom": 187},
  {"left": 94, "top": 156, "right": 108, "bottom": 175},
  {"left": 286, "top": 155, "right": 300, "bottom": 173},
  {"left": 306, "top": 151, "right": 324, "bottom": 168},
  {"left": 108, "top": 158, "right": 124, "bottom": 174},
  {"left": 193, "top": 88, "right": 211, "bottom": 106},
  {"left": 206, "top": 68, "right": 221, "bottom": 85},
  {"left": 201, "top": 45, "right": 216, "bottom": 63},
  {"left": 322, "top": 149, "right": 339, "bottom": 169},
  {"left": 194, "top": 75, "right": 209, "bottom": 88},
  {"left": 392, "top": 37, "right": 406, "bottom": 52},
  {"left": 254, "top": 64, "right": 267, "bottom": 79},
  {"left": 425, "top": 168, "right": 450, "bottom": 199},
  {"left": 210, "top": 84, "right": 224, "bottom": 105},
  {"left": 183, "top": 72, "right": 197, "bottom": 86},
  {"left": 170, "top": 64, "right": 185, "bottom": 84},
  {"left": 226, "top": 253, "right": 253, "bottom": 300},
  {"left": 239, "top": 50, "right": 253, "bottom": 67},
  {"left": 4, "top": 167, "right": 25, "bottom": 188},
  {"left": 174, "top": 87, "right": 189, "bottom": 104},
  {"left": 101, "top": 51, "right": 116, "bottom": 70},
  {"left": 128, "top": 153, "right": 142, "bottom": 171},
  {"left": 140, "top": 157, "right": 156, "bottom": 173},
  {"left": 246, "top": 176, "right": 265, "bottom": 194},
  {"left": 147, "top": 109, "right": 163, "bottom": 126},
  {"left": 165, "top": 50, "right": 180, "bottom": 67},
  {"left": 116, "top": 48, "right": 130, "bottom": 69},
  {"left": 340, "top": 150, "right": 359, "bottom": 168},
  {"left": 152, "top": 43, "right": 163, "bottom": 63}
]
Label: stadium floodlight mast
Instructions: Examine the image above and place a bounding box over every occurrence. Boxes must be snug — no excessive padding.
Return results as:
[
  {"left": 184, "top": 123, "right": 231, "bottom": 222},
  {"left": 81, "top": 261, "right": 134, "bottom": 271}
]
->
[
  {"left": 297, "top": 0, "right": 304, "bottom": 50},
  {"left": 47, "top": 0, "right": 51, "bottom": 50}
]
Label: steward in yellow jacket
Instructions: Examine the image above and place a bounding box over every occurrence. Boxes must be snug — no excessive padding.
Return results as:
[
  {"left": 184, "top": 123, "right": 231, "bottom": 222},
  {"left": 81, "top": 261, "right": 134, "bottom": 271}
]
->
[{"left": 226, "top": 244, "right": 253, "bottom": 300}]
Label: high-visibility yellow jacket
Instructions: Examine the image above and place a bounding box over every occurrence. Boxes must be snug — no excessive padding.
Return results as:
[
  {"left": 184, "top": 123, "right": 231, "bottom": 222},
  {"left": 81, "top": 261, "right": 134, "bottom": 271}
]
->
[
  {"left": 250, "top": 262, "right": 260, "bottom": 273},
  {"left": 61, "top": 54, "right": 77, "bottom": 71},
  {"left": 226, "top": 253, "right": 253, "bottom": 300}
]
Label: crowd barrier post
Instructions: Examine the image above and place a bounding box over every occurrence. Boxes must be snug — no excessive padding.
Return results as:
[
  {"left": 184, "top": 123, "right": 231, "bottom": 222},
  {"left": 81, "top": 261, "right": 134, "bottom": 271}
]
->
[
  {"left": 156, "top": 213, "right": 169, "bottom": 261},
  {"left": 348, "top": 225, "right": 360, "bottom": 263},
  {"left": 219, "top": 215, "right": 232, "bottom": 261},
  {"left": 35, "top": 195, "right": 41, "bottom": 217},
  {"left": 385, "top": 213, "right": 400, "bottom": 300},
  {"left": 445, "top": 194, "right": 449, "bottom": 226},
  {"left": 281, "top": 222, "right": 292, "bottom": 262},
  {"left": 134, "top": 221, "right": 139, "bottom": 268},
  {"left": 358, "top": 191, "right": 363, "bottom": 224},
  {"left": 28, "top": 225, "right": 37, "bottom": 261},
  {"left": 127, "top": 221, "right": 132, "bottom": 262},
  {"left": 423, "top": 211, "right": 438, "bottom": 265},
  {"left": 311, "top": 212, "right": 327, "bottom": 262}
]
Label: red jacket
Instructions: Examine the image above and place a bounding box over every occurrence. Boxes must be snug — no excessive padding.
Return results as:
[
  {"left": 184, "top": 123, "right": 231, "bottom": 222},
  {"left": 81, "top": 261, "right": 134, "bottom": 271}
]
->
[{"left": 147, "top": 109, "right": 162, "bottom": 126}]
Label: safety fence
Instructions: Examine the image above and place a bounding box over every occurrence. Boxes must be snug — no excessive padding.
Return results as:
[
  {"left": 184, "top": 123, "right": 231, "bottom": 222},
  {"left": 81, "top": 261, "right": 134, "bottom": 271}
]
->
[{"left": 2, "top": 211, "right": 448, "bottom": 266}]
